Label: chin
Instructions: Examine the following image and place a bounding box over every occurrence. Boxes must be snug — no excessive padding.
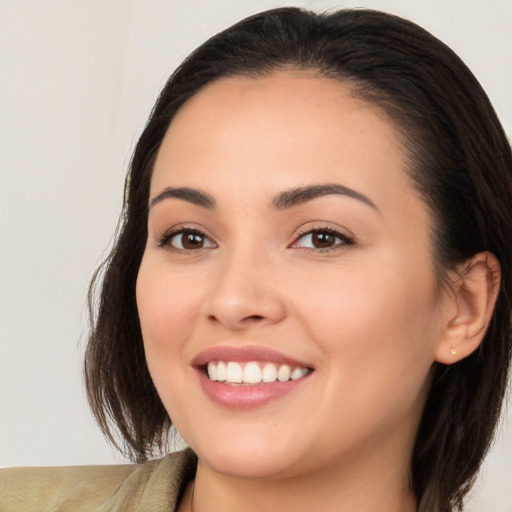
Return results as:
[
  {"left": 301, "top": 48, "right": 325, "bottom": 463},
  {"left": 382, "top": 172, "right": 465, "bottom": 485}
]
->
[
  {"left": 183, "top": 426, "right": 311, "bottom": 480},
  {"left": 198, "top": 448, "right": 299, "bottom": 480}
]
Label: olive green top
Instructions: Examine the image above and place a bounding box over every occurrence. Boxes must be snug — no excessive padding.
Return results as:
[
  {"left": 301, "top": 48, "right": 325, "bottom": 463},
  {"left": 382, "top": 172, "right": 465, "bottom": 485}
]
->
[{"left": 0, "top": 449, "right": 197, "bottom": 512}]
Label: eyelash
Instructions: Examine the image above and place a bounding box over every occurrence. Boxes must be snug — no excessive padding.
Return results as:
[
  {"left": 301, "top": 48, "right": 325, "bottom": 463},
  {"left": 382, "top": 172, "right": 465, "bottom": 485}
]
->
[
  {"left": 156, "top": 225, "right": 355, "bottom": 253},
  {"left": 157, "top": 227, "right": 217, "bottom": 251},
  {"left": 291, "top": 225, "right": 355, "bottom": 253}
]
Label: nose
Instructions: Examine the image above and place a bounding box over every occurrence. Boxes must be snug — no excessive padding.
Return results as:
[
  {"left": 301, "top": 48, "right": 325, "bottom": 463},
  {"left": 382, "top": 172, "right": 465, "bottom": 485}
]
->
[{"left": 201, "top": 250, "right": 287, "bottom": 331}]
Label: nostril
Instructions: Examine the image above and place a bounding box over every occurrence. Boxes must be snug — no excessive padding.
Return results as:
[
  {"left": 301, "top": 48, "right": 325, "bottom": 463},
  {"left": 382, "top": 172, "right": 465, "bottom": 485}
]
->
[
  {"left": 244, "top": 315, "right": 264, "bottom": 322},
  {"left": 206, "top": 313, "right": 266, "bottom": 329}
]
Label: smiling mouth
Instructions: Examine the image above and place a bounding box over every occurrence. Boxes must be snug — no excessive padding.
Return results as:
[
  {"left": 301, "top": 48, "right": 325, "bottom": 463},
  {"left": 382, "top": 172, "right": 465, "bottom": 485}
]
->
[{"left": 205, "top": 361, "right": 313, "bottom": 385}]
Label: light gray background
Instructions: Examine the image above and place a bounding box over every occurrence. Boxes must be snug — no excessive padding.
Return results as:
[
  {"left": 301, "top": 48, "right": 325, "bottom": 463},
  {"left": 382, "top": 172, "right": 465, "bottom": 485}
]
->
[{"left": 1, "top": 1, "right": 511, "bottom": 510}]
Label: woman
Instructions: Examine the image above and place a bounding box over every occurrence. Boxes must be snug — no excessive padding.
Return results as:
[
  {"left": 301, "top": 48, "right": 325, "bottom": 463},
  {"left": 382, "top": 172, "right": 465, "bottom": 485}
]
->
[{"left": 1, "top": 7, "right": 511, "bottom": 512}]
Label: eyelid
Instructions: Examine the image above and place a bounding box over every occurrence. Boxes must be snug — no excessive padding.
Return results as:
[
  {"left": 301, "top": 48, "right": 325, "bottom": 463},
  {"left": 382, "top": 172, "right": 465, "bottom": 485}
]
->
[
  {"left": 156, "top": 225, "right": 217, "bottom": 250},
  {"left": 290, "top": 224, "right": 355, "bottom": 252}
]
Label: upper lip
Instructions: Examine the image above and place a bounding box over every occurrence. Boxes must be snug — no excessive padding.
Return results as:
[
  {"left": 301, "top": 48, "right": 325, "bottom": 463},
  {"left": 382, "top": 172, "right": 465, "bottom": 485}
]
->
[{"left": 192, "top": 345, "right": 313, "bottom": 369}]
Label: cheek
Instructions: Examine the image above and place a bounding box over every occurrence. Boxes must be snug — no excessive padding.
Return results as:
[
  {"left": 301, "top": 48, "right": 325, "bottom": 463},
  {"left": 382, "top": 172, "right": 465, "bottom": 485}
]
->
[
  {"left": 136, "top": 260, "right": 201, "bottom": 371},
  {"left": 292, "top": 255, "right": 440, "bottom": 374},
  {"left": 136, "top": 260, "right": 206, "bottom": 423}
]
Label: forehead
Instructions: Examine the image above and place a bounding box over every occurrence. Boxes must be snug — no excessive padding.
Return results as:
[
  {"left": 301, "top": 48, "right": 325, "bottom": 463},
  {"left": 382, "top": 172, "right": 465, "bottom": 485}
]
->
[
  {"left": 151, "top": 71, "right": 409, "bottom": 198},
  {"left": 166, "top": 71, "right": 397, "bottom": 144}
]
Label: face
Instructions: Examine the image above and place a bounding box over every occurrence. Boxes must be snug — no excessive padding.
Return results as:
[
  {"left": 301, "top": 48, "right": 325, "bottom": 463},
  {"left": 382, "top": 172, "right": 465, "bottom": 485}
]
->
[{"left": 136, "top": 72, "right": 447, "bottom": 481}]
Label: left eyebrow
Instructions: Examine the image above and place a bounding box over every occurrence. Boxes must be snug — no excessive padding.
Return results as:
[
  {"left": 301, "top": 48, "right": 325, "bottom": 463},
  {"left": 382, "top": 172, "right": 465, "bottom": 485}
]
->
[{"left": 271, "top": 183, "right": 379, "bottom": 212}]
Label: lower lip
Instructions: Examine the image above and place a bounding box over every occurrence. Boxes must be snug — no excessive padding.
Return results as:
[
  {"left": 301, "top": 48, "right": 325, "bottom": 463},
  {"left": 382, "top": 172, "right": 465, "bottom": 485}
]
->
[{"left": 197, "top": 370, "right": 310, "bottom": 410}]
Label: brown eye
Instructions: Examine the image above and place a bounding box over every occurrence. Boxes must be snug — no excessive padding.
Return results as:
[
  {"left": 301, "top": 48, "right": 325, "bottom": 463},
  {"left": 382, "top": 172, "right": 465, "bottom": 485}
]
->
[
  {"left": 311, "top": 231, "right": 337, "bottom": 248},
  {"left": 293, "top": 229, "right": 354, "bottom": 251},
  {"left": 179, "top": 232, "right": 205, "bottom": 249},
  {"left": 164, "top": 229, "right": 216, "bottom": 251}
]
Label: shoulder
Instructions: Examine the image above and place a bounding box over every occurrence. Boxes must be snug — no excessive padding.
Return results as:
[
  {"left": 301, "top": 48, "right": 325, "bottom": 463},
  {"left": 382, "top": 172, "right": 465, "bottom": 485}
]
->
[{"left": 0, "top": 449, "right": 196, "bottom": 512}]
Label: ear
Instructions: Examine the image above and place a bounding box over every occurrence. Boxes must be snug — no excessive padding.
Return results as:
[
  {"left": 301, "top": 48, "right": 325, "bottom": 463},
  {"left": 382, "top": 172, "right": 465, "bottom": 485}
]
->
[{"left": 435, "top": 251, "right": 501, "bottom": 364}]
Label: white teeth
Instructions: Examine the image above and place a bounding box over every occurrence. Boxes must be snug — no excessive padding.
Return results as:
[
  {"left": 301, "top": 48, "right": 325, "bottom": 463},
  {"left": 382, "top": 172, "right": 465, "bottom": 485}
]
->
[
  {"left": 277, "top": 364, "right": 291, "bottom": 382},
  {"left": 262, "top": 363, "right": 277, "bottom": 382},
  {"left": 207, "top": 363, "right": 217, "bottom": 381},
  {"left": 226, "top": 362, "right": 243, "bottom": 383},
  {"left": 243, "top": 362, "right": 262, "bottom": 384},
  {"left": 206, "top": 361, "right": 309, "bottom": 385},
  {"left": 291, "top": 367, "right": 308, "bottom": 380},
  {"left": 217, "top": 361, "right": 227, "bottom": 381}
]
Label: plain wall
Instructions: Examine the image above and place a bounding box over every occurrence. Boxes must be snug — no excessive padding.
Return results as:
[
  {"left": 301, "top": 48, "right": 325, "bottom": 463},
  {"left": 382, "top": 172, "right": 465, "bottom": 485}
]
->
[{"left": 1, "top": 1, "right": 511, "bottom": 510}]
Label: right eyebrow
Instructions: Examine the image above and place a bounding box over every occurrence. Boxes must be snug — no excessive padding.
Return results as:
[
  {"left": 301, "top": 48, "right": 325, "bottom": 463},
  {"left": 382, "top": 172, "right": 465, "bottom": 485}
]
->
[{"left": 149, "top": 187, "right": 216, "bottom": 210}]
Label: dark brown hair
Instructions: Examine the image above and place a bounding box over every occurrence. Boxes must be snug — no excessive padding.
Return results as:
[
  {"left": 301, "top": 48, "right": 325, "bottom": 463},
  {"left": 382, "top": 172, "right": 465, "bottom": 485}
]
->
[{"left": 85, "top": 8, "right": 512, "bottom": 511}]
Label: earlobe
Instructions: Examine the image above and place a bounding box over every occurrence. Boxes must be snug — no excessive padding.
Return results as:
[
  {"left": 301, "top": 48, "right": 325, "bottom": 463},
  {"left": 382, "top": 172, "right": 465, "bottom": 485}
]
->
[{"left": 435, "top": 251, "right": 501, "bottom": 365}]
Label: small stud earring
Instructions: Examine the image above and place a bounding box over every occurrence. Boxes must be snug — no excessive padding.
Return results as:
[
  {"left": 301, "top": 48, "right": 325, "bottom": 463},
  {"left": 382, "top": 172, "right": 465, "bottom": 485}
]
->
[{"left": 450, "top": 347, "right": 458, "bottom": 356}]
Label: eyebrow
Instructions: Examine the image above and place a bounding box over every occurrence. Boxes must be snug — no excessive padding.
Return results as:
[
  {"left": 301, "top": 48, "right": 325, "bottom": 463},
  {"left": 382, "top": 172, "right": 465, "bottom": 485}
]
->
[
  {"left": 149, "top": 183, "right": 378, "bottom": 212},
  {"left": 150, "top": 187, "right": 216, "bottom": 209},
  {"left": 271, "top": 183, "right": 378, "bottom": 211}
]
